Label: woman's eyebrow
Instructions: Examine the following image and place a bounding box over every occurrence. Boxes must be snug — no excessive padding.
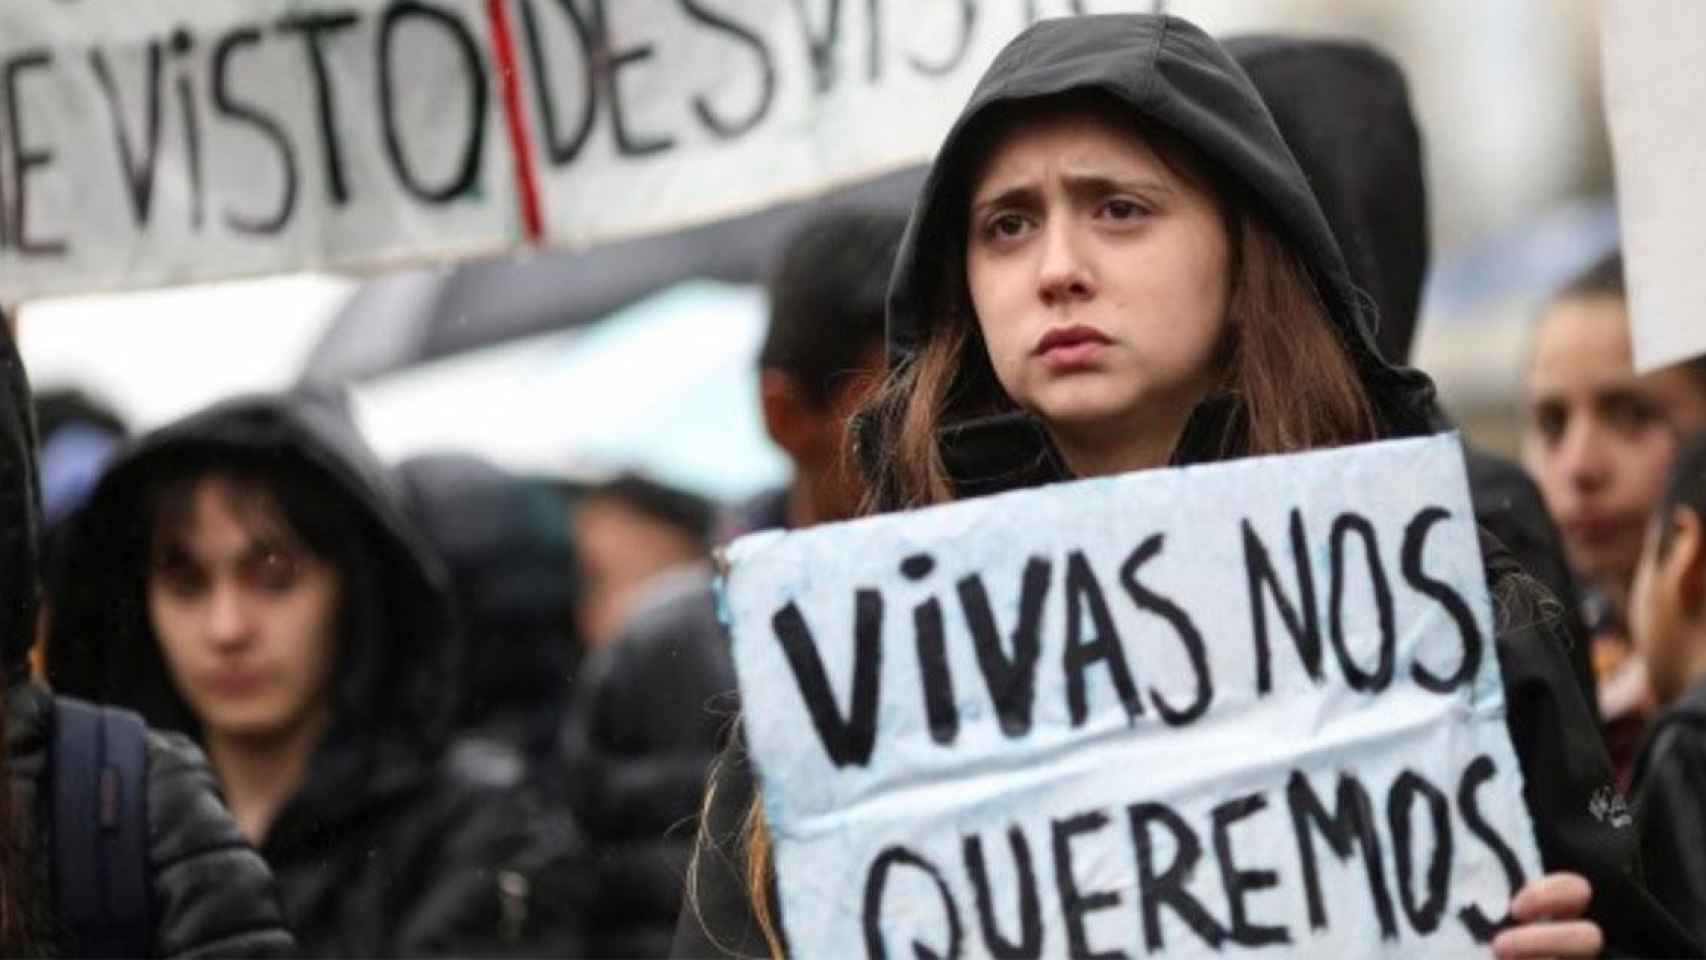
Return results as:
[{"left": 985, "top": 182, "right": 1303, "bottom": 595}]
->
[
  {"left": 1060, "top": 173, "right": 1175, "bottom": 198},
  {"left": 970, "top": 183, "right": 1041, "bottom": 216}
]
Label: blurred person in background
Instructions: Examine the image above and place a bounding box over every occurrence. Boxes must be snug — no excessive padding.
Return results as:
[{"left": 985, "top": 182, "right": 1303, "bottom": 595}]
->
[
  {"left": 0, "top": 315, "right": 294, "bottom": 958},
  {"left": 1627, "top": 429, "right": 1706, "bottom": 945},
  {"left": 730, "top": 208, "right": 907, "bottom": 536},
  {"left": 1225, "top": 33, "right": 1600, "bottom": 715},
  {"left": 563, "top": 206, "right": 903, "bottom": 958},
  {"left": 574, "top": 472, "right": 713, "bottom": 650},
  {"left": 44, "top": 391, "right": 586, "bottom": 957},
  {"left": 1523, "top": 252, "right": 1706, "bottom": 779},
  {"left": 397, "top": 453, "right": 580, "bottom": 796}
]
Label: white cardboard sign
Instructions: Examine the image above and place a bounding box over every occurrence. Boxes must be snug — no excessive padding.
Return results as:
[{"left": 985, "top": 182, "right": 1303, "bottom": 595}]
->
[
  {"left": 0, "top": 0, "right": 1147, "bottom": 302},
  {"left": 1603, "top": 0, "right": 1706, "bottom": 373},
  {"left": 724, "top": 435, "right": 1542, "bottom": 958}
]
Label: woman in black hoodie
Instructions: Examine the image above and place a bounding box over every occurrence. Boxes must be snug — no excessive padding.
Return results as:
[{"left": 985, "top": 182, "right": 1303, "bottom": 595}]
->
[
  {"left": 44, "top": 391, "right": 585, "bottom": 957},
  {"left": 677, "top": 13, "right": 1697, "bottom": 958}
]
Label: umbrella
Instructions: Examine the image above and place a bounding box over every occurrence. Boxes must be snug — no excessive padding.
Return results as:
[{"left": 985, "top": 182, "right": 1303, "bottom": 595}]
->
[
  {"left": 301, "top": 165, "right": 927, "bottom": 388},
  {"left": 346, "top": 278, "right": 789, "bottom": 502}
]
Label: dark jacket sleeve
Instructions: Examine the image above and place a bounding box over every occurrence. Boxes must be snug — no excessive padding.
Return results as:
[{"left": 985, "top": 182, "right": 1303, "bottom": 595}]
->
[
  {"left": 1483, "top": 537, "right": 1701, "bottom": 958},
  {"left": 670, "top": 729, "right": 777, "bottom": 960},
  {"left": 144, "top": 732, "right": 296, "bottom": 959},
  {"left": 1633, "top": 719, "right": 1706, "bottom": 949}
]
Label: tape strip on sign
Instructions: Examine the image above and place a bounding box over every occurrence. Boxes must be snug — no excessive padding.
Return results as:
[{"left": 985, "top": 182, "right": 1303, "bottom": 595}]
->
[{"left": 723, "top": 434, "right": 1542, "bottom": 959}]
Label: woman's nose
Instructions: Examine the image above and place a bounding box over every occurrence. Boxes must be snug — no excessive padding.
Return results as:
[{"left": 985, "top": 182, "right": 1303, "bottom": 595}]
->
[{"left": 1036, "top": 220, "right": 1096, "bottom": 307}]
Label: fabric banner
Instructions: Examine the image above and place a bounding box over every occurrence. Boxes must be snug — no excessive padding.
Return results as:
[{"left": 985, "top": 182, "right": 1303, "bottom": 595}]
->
[
  {"left": 723, "top": 435, "right": 1542, "bottom": 958},
  {"left": 1603, "top": 0, "right": 1706, "bottom": 373},
  {"left": 0, "top": 0, "right": 1151, "bottom": 302}
]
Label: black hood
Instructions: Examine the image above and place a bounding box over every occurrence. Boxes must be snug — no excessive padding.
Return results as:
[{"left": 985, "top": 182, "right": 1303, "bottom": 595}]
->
[
  {"left": 395, "top": 453, "right": 577, "bottom": 731},
  {"left": 0, "top": 309, "right": 40, "bottom": 675},
  {"left": 878, "top": 14, "right": 1435, "bottom": 493},
  {"left": 1225, "top": 34, "right": 1429, "bottom": 364},
  {"left": 44, "top": 391, "right": 456, "bottom": 760}
]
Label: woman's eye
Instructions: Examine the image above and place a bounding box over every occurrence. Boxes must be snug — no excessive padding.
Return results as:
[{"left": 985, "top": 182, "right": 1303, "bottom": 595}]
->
[
  {"left": 250, "top": 550, "right": 300, "bottom": 592},
  {"left": 1102, "top": 198, "right": 1144, "bottom": 220},
  {"left": 985, "top": 212, "right": 1030, "bottom": 240}
]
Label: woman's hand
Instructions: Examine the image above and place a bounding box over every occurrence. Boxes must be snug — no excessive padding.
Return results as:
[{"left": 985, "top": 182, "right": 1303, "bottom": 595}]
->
[{"left": 1491, "top": 873, "right": 1602, "bottom": 958}]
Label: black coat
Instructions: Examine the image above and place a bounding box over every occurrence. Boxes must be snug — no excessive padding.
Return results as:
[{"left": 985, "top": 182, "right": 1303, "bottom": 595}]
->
[
  {"left": 6, "top": 681, "right": 296, "bottom": 958},
  {"left": 45, "top": 392, "right": 587, "bottom": 957},
  {"left": 678, "top": 13, "right": 1697, "bottom": 958},
  {"left": 1633, "top": 677, "right": 1706, "bottom": 948},
  {"left": 566, "top": 568, "right": 739, "bottom": 958}
]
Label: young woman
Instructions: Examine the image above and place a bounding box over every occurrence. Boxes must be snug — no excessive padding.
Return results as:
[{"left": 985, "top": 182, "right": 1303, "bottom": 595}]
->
[
  {"left": 45, "top": 392, "right": 587, "bottom": 957},
  {"left": 676, "top": 14, "right": 1697, "bottom": 959}
]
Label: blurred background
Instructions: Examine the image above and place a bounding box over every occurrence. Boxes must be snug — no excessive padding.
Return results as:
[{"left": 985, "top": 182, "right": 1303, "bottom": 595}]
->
[{"left": 15, "top": 0, "right": 1614, "bottom": 498}]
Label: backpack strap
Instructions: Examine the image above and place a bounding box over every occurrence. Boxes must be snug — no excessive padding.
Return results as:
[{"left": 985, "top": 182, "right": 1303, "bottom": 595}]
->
[{"left": 51, "top": 695, "right": 153, "bottom": 959}]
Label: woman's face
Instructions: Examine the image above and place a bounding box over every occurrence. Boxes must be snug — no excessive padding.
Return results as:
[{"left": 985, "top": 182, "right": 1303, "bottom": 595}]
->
[
  {"left": 148, "top": 474, "right": 342, "bottom": 746},
  {"left": 965, "top": 109, "right": 1230, "bottom": 471}
]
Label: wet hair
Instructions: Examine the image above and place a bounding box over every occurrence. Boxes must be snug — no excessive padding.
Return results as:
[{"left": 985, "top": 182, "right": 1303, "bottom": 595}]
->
[
  {"left": 858, "top": 92, "right": 1379, "bottom": 510},
  {"left": 136, "top": 449, "right": 388, "bottom": 740},
  {"left": 1656, "top": 430, "right": 1706, "bottom": 556},
  {"left": 760, "top": 208, "right": 906, "bottom": 408},
  {"left": 583, "top": 472, "right": 714, "bottom": 552},
  {"left": 1547, "top": 250, "right": 1706, "bottom": 392}
]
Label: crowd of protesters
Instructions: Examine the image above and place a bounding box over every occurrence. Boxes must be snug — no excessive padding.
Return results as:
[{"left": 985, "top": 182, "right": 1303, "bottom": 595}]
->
[{"left": 0, "top": 10, "right": 1704, "bottom": 960}]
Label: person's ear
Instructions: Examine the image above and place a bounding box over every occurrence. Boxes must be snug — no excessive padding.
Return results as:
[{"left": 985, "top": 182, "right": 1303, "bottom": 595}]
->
[{"left": 1668, "top": 505, "right": 1706, "bottom": 620}]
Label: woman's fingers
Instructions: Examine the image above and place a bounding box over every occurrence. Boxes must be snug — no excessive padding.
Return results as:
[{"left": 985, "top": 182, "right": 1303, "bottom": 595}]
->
[
  {"left": 1509, "top": 872, "right": 1593, "bottom": 921},
  {"left": 1490, "top": 919, "right": 1604, "bottom": 959}
]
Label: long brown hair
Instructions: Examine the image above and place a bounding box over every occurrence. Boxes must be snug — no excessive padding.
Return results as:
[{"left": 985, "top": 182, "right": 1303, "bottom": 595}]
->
[{"left": 711, "top": 100, "right": 1382, "bottom": 958}]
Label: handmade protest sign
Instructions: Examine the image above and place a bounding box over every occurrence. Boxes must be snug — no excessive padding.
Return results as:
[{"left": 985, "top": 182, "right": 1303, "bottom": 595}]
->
[
  {"left": 723, "top": 434, "right": 1542, "bottom": 958},
  {"left": 0, "top": 0, "right": 515, "bottom": 300},
  {"left": 1, "top": 0, "right": 1156, "bottom": 301},
  {"left": 1604, "top": 0, "right": 1706, "bottom": 373}
]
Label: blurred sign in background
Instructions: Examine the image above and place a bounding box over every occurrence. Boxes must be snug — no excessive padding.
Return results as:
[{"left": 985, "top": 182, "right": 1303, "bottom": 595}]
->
[{"left": 15, "top": 0, "right": 1616, "bottom": 497}]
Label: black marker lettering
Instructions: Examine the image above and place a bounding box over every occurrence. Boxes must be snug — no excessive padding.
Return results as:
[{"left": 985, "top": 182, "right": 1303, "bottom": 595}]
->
[
  {"left": 1063, "top": 550, "right": 1142, "bottom": 727},
  {"left": 170, "top": 29, "right": 204, "bottom": 230},
  {"left": 212, "top": 26, "right": 298, "bottom": 235},
  {"left": 1212, "top": 793, "right": 1290, "bottom": 947},
  {"left": 520, "top": 0, "right": 598, "bottom": 167},
  {"left": 958, "top": 558, "right": 1048, "bottom": 737},
  {"left": 1286, "top": 770, "right": 1397, "bottom": 938},
  {"left": 1128, "top": 802, "right": 1227, "bottom": 951},
  {"left": 964, "top": 827, "right": 1042, "bottom": 959},
  {"left": 592, "top": 0, "right": 674, "bottom": 157},
  {"left": 89, "top": 43, "right": 165, "bottom": 227},
  {"left": 1120, "top": 533, "right": 1213, "bottom": 725},
  {"left": 682, "top": 0, "right": 775, "bottom": 139},
  {"left": 3, "top": 50, "right": 64, "bottom": 255},
  {"left": 863, "top": 846, "right": 963, "bottom": 960},
  {"left": 914, "top": 591, "right": 958, "bottom": 746},
  {"left": 1456, "top": 755, "right": 1525, "bottom": 942},
  {"left": 1388, "top": 770, "right": 1452, "bottom": 935},
  {"left": 772, "top": 592, "right": 882, "bottom": 767},
  {"left": 1051, "top": 810, "right": 1128, "bottom": 960},
  {"left": 1403, "top": 507, "right": 1483, "bottom": 693},
  {"left": 277, "top": 10, "right": 360, "bottom": 205},
  {"left": 378, "top": 1, "right": 487, "bottom": 202},
  {"left": 909, "top": 0, "right": 975, "bottom": 76},
  {"left": 1245, "top": 510, "right": 1324, "bottom": 693},
  {"left": 1328, "top": 512, "right": 1396, "bottom": 691}
]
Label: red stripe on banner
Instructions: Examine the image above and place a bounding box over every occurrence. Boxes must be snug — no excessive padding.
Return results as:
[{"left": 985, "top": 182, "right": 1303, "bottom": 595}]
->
[{"left": 486, "top": 0, "right": 545, "bottom": 244}]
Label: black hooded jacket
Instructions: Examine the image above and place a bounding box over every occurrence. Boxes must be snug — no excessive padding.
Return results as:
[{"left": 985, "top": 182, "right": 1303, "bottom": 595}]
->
[
  {"left": 1222, "top": 34, "right": 1599, "bottom": 721},
  {"left": 1632, "top": 676, "right": 1706, "bottom": 947},
  {"left": 0, "top": 319, "right": 294, "bottom": 957},
  {"left": 676, "top": 14, "right": 1697, "bottom": 958},
  {"left": 45, "top": 392, "right": 585, "bottom": 957}
]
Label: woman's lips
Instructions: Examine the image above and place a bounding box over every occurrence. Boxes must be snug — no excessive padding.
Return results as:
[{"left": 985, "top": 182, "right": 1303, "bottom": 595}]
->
[
  {"left": 204, "top": 670, "right": 269, "bottom": 697},
  {"left": 1034, "top": 325, "right": 1111, "bottom": 370}
]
